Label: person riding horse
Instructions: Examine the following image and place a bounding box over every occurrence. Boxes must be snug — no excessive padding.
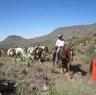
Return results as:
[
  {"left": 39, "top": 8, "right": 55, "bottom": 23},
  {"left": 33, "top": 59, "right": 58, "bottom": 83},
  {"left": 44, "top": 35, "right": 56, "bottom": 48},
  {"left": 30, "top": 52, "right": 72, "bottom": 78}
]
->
[
  {"left": 55, "top": 35, "right": 65, "bottom": 65},
  {"left": 53, "top": 35, "right": 74, "bottom": 76}
]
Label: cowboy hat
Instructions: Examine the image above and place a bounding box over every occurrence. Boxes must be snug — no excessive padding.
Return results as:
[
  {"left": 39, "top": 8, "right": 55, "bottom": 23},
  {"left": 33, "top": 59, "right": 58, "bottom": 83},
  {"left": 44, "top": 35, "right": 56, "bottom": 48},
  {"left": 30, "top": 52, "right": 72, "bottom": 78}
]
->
[{"left": 58, "top": 35, "right": 63, "bottom": 38}]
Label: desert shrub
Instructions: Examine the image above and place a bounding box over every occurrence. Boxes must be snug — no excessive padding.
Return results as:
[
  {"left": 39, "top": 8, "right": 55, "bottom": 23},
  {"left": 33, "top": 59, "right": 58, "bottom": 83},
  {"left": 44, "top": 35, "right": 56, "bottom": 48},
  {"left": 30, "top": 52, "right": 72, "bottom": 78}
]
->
[
  {"left": 45, "top": 53, "right": 53, "bottom": 61},
  {"left": 78, "top": 45, "right": 94, "bottom": 64}
]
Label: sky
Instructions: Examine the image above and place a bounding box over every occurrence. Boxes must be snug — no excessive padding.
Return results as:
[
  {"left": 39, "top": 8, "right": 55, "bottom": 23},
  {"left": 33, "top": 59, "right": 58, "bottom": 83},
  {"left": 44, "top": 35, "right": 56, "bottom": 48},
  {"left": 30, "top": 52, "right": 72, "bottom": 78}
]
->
[{"left": 0, "top": 0, "right": 96, "bottom": 41}]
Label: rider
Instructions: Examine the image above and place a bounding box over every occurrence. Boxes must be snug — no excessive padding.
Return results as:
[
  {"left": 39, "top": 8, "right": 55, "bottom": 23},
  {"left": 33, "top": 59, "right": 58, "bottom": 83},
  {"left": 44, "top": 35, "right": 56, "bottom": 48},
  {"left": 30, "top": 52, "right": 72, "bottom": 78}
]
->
[{"left": 55, "top": 35, "right": 65, "bottom": 64}]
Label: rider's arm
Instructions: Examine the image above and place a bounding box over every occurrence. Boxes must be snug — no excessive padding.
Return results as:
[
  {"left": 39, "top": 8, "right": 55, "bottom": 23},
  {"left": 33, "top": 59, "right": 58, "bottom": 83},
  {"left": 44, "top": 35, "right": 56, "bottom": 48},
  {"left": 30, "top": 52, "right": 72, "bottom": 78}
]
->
[{"left": 56, "top": 39, "right": 60, "bottom": 47}]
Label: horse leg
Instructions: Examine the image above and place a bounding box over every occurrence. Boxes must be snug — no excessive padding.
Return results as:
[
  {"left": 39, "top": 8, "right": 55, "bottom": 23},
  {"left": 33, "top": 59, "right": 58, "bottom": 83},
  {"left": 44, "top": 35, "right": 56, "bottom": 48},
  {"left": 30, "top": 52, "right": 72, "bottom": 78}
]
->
[{"left": 53, "top": 52, "right": 56, "bottom": 67}]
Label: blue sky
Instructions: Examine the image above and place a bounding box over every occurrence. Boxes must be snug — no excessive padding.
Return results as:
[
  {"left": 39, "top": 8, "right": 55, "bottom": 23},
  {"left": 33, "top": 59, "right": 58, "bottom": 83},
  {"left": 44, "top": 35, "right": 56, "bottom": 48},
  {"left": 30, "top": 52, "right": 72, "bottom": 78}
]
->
[{"left": 0, "top": 0, "right": 96, "bottom": 41}]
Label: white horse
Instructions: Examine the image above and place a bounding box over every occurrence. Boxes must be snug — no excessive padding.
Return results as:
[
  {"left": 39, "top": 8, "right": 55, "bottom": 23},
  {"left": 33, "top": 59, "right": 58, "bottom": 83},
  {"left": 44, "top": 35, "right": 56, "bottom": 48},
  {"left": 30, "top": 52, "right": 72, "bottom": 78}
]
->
[
  {"left": 27, "top": 46, "right": 38, "bottom": 55},
  {"left": 16, "top": 47, "right": 24, "bottom": 56},
  {"left": 7, "top": 47, "right": 24, "bottom": 57}
]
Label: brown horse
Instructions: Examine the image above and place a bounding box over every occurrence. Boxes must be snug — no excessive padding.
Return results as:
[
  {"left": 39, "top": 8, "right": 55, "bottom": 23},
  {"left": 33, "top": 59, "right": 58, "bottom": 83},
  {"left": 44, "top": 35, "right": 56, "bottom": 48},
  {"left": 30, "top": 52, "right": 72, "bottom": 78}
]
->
[
  {"left": 36, "top": 46, "right": 49, "bottom": 62},
  {"left": 53, "top": 47, "right": 74, "bottom": 75}
]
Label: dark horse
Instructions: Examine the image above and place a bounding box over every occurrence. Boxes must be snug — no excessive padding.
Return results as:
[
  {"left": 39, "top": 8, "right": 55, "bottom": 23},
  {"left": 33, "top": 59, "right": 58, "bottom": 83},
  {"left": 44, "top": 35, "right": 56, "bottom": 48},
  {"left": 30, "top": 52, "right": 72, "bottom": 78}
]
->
[
  {"left": 36, "top": 46, "right": 49, "bottom": 62},
  {"left": 53, "top": 47, "right": 74, "bottom": 76}
]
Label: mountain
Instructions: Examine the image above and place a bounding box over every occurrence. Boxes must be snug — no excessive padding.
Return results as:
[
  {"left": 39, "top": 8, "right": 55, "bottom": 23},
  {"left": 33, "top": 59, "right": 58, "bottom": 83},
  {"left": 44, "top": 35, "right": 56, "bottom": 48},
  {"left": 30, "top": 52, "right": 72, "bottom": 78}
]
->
[
  {"left": 0, "top": 35, "right": 28, "bottom": 48},
  {"left": 0, "top": 23, "right": 96, "bottom": 48}
]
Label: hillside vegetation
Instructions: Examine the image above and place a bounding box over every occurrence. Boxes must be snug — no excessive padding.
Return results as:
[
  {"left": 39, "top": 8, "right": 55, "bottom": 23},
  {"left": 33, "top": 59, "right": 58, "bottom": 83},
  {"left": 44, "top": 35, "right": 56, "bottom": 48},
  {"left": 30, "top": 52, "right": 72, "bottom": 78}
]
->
[{"left": 0, "top": 23, "right": 96, "bottom": 48}]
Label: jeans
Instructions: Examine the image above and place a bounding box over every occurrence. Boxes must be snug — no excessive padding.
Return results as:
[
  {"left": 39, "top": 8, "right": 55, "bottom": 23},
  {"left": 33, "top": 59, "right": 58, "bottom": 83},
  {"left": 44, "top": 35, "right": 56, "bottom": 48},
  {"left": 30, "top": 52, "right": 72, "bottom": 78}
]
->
[{"left": 56, "top": 47, "right": 60, "bottom": 64}]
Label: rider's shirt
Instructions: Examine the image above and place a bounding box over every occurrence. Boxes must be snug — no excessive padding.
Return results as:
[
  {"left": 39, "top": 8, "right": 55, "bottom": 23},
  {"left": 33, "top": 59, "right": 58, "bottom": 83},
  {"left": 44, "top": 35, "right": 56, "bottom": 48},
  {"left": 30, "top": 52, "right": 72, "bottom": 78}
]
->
[{"left": 55, "top": 39, "right": 64, "bottom": 47}]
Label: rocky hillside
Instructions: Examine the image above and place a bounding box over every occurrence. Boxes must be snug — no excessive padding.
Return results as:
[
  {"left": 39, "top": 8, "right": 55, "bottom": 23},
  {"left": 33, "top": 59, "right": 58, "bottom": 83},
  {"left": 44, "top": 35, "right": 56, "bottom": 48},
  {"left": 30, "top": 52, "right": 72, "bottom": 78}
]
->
[{"left": 0, "top": 23, "right": 96, "bottom": 48}]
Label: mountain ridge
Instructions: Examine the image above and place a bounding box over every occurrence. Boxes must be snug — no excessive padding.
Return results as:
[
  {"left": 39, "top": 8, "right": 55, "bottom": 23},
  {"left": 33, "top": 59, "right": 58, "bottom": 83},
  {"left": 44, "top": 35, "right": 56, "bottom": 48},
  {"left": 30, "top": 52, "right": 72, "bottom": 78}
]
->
[{"left": 0, "top": 23, "right": 96, "bottom": 48}]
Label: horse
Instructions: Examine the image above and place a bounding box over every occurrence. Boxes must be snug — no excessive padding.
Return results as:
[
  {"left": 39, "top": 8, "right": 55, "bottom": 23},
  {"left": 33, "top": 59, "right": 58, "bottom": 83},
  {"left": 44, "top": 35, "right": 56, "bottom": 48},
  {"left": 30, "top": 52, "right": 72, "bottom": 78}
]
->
[
  {"left": 15, "top": 47, "right": 24, "bottom": 57},
  {"left": 37, "top": 46, "right": 49, "bottom": 62},
  {"left": 27, "top": 46, "right": 38, "bottom": 55},
  {"left": 7, "top": 47, "right": 24, "bottom": 58},
  {"left": 53, "top": 47, "right": 74, "bottom": 76},
  {"left": 27, "top": 46, "right": 38, "bottom": 59}
]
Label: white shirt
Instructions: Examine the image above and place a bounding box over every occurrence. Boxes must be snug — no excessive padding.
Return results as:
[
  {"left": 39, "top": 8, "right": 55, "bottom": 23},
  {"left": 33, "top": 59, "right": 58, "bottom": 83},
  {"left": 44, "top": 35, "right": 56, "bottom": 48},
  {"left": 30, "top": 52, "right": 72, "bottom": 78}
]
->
[{"left": 55, "top": 39, "right": 64, "bottom": 47}]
